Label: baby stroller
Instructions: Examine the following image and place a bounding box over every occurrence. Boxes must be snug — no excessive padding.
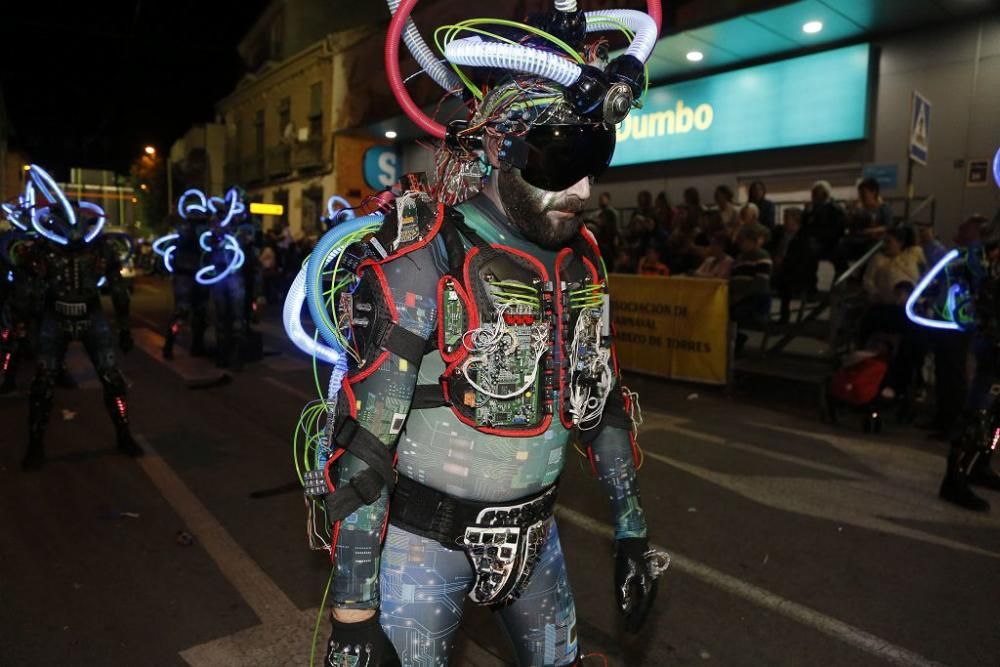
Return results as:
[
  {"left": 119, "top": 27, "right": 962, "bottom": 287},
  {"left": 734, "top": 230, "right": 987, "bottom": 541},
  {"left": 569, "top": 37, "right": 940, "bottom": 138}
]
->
[{"left": 821, "top": 348, "right": 890, "bottom": 432}]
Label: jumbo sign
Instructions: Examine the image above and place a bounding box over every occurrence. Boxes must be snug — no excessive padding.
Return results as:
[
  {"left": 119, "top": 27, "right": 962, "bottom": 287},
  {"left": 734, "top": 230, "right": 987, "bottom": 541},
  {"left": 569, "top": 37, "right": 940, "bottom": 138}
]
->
[{"left": 611, "top": 43, "right": 871, "bottom": 167}]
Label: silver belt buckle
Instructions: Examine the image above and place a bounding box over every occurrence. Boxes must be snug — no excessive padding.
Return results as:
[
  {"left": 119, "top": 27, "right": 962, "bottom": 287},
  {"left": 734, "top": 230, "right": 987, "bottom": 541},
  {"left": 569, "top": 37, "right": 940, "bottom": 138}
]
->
[
  {"left": 55, "top": 301, "right": 87, "bottom": 317},
  {"left": 462, "top": 489, "right": 554, "bottom": 606}
]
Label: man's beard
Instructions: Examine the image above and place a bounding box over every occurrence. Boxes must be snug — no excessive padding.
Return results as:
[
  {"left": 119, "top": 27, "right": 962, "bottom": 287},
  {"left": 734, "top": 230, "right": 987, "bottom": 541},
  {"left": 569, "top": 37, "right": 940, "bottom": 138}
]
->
[{"left": 496, "top": 168, "right": 584, "bottom": 249}]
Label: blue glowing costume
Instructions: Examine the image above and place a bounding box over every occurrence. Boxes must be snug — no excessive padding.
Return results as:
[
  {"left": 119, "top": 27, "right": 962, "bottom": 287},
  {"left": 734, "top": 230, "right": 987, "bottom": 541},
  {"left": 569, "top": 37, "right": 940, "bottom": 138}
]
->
[
  {"left": 9, "top": 165, "right": 141, "bottom": 470},
  {"left": 907, "top": 148, "right": 1000, "bottom": 511},
  {"left": 153, "top": 188, "right": 248, "bottom": 368}
]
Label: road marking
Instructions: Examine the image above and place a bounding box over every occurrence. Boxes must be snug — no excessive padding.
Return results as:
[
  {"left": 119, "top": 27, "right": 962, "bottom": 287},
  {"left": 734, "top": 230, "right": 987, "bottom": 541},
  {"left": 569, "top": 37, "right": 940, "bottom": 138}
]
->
[
  {"left": 134, "top": 435, "right": 298, "bottom": 625},
  {"left": 556, "top": 506, "right": 946, "bottom": 667},
  {"left": 643, "top": 413, "right": 867, "bottom": 480}
]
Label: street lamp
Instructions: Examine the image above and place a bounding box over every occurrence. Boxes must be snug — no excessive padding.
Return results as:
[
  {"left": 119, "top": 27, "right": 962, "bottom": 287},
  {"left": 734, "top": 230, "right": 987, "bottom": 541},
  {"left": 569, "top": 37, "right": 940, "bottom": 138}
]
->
[{"left": 144, "top": 145, "right": 156, "bottom": 156}]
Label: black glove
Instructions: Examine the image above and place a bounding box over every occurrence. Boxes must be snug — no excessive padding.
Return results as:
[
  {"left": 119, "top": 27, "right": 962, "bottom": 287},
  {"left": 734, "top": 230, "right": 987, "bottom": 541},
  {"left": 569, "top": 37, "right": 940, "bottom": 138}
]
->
[
  {"left": 615, "top": 537, "right": 660, "bottom": 633},
  {"left": 118, "top": 329, "right": 134, "bottom": 354},
  {"left": 325, "top": 613, "right": 400, "bottom": 667}
]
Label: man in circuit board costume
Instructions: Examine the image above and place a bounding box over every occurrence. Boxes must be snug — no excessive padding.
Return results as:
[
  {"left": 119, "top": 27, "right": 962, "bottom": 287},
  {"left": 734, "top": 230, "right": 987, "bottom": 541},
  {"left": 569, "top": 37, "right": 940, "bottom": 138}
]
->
[
  {"left": 284, "top": 2, "right": 668, "bottom": 665},
  {"left": 14, "top": 165, "right": 140, "bottom": 470}
]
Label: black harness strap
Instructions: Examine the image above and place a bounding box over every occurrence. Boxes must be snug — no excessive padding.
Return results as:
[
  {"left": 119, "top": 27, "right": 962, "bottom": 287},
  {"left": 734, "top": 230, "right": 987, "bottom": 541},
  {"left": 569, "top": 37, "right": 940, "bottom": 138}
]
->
[
  {"left": 325, "top": 417, "right": 396, "bottom": 521},
  {"left": 375, "top": 319, "right": 426, "bottom": 364},
  {"left": 411, "top": 383, "right": 449, "bottom": 410}
]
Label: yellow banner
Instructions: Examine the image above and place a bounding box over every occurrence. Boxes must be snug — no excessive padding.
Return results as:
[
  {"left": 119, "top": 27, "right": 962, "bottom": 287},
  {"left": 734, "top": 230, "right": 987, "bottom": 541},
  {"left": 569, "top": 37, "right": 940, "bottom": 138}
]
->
[
  {"left": 608, "top": 275, "right": 729, "bottom": 385},
  {"left": 249, "top": 202, "right": 285, "bottom": 216}
]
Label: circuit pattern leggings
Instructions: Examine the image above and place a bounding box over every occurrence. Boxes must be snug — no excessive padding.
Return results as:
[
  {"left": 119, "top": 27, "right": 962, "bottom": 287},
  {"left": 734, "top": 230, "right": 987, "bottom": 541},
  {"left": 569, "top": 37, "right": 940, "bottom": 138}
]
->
[{"left": 378, "top": 518, "right": 578, "bottom": 667}]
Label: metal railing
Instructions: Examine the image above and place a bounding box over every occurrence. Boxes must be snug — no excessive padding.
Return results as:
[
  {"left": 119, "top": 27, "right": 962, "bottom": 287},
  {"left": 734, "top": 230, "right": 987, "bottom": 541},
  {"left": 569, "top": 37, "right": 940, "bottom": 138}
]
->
[
  {"left": 292, "top": 138, "right": 324, "bottom": 169},
  {"left": 267, "top": 145, "right": 292, "bottom": 176},
  {"left": 764, "top": 195, "right": 937, "bottom": 357}
]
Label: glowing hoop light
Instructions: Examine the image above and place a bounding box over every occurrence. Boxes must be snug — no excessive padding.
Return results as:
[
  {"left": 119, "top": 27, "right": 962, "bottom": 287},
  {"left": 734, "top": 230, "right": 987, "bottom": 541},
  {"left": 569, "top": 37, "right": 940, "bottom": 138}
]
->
[
  {"left": 325, "top": 195, "right": 355, "bottom": 224},
  {"left": 28, "top": 165, "right": 75, "bottom": 227},
  {"left": 79, "top": 202, "right": 107, "bottom": 243},
  {"left": 992, "top": 146, "right": 1000, "bottom": 189},
  {"left": 178, "top": 189, "right": 209, "bottom": 219},
  {"left": 195, "top": 233, "right": 245, "bottom": 285},
  {"left": 906, "top": 248, "right": 963, "bottom": 331},
  {"left": 32, "top": 207, "right": 70, "bottom": 246}
]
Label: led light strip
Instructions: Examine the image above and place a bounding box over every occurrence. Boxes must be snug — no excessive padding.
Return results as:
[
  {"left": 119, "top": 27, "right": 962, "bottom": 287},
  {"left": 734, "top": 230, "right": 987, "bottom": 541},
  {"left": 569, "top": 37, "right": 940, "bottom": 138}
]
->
[{"left": 905, "top": 248, "right": 962, "bottom": 331}]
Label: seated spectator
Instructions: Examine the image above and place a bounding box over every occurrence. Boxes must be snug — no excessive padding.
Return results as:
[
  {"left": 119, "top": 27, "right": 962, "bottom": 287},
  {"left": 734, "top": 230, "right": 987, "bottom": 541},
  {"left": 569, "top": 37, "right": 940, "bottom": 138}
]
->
[
  {"left": 802, "top": 180, "right": 846, "bottom": 263},
  {"left": 638, "top": 247, "right": 669, "bottom": 276},
  {"left": 714, "top": 184, "right": 739, "bottom": 230},
  {"left": 737, "top": 202, "right": 771, "bottom": 247},
  {"left": 625, "top": 190, "right": 656, "bottom": 255},
  {"left": 665, "top": 212, "right": 706, "bottom": 275},
  {"left": 683, "top": 186, "right": 704, "bottom": 217},
  {"left": 916, "top": 222, "right": 947, "bottom": 267},
  {"left": 854, "top": 178, "right": 894, "bottom": 236},
  {"left": 748, "top": 180, "right": 776, "bottom": 229},
  {"left": 652, "top": 191, "right": 674, "bottom": 254},
  {"left": 772, "top": 208, "right": 818, "bottom": 323},
  {"left": 862, "top": 225, "right": 925, "bottom": 308},
  {"left": 612, "top": 247, "right": 636, "bottom": 274},
  {"left": 835, "top": 178, "right": 895, "bottom": 272},
  {"left": 730, "top": 227, "right": 774, "bottom": 355},
  {"left": 694, "top": 231, "right": 733, "bottom": 279},
  {"left": 858, "top": 225, "right": 927, "bottom": 396},
  {"left": 592, "top": 191, "right": 620, "bottom": 261}
]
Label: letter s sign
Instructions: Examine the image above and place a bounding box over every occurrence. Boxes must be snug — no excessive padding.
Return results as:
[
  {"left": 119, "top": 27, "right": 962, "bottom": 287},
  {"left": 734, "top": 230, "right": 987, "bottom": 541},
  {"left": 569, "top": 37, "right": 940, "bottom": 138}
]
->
[{"left": 363, "top": 146, "right": 400, "bottom": 190}]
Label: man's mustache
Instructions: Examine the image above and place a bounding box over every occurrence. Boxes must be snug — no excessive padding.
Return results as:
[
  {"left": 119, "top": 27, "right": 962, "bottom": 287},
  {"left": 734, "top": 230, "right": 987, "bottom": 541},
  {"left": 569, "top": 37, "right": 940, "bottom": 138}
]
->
[{"left": 546, "top": 196, "right": 585, "bottom": 214}]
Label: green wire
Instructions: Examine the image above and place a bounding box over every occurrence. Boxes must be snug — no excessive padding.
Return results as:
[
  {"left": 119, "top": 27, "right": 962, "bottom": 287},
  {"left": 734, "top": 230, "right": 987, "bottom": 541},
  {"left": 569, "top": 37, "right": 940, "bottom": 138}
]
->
[{"left": 309, "top": 570, "right": 335, "bottom": 667}]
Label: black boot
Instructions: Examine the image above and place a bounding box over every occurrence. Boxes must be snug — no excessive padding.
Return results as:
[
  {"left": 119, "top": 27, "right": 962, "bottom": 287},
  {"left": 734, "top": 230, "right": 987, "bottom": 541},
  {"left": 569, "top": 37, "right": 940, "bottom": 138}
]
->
[
  {"left": 969, "top": 451, "right": 1000, "bottom": 492},
  {"left": 23, "top": 375, "right": 54, "bottom": 471},
  {"left": 102, "top": 370, "right": 141, "bottom": 457},
  {"left": 162, "top": 327, "right": 175, "bottom": 360},
  {"left": 939, "top": 449, "right": 990, "bottom": 512}
]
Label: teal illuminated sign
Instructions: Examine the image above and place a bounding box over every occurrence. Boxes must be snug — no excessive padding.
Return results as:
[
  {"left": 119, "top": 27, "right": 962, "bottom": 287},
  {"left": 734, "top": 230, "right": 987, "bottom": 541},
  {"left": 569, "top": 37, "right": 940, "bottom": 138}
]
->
[{"left": 611, "top": 44, "right": 871, "bottom": 166}]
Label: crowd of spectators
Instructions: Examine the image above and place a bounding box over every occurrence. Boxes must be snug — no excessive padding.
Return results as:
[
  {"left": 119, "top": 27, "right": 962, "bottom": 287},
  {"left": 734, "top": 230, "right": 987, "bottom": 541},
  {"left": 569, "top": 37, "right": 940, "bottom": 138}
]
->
[{"left": 587, "top": 178, "right": 995, "bottom": 433}]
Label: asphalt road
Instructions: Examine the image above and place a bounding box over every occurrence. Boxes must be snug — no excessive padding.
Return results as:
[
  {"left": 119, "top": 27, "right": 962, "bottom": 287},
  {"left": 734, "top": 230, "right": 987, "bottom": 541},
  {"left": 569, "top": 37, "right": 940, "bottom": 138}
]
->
[{"left": 1, "top": 275, "right": 998, "bottom": 666}]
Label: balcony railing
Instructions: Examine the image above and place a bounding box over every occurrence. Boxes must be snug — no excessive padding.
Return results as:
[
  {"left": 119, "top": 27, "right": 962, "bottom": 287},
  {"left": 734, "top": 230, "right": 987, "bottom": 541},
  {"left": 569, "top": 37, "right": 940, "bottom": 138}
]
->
[
  {"left": 292, "top": 138, "right": 324, "bottom": 169},
  {"left": 267, "top": 145, "right": 292, "bottom": 176},
  {"left": 243, "top": 156, "right": 265, "bottom": 184}
]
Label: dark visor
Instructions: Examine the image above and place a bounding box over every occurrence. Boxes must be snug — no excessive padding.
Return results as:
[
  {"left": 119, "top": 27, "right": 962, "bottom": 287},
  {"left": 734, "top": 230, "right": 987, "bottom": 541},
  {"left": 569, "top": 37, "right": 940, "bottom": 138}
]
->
[{"left": 518, "top": 123, "right": 616, "bottom": 192}]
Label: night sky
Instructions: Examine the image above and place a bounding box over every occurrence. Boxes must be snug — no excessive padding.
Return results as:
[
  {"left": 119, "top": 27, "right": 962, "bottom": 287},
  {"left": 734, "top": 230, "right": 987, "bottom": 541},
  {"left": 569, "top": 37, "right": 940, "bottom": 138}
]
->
[{"left": 0, "top": 0, "right": 270, "bottom": 177}]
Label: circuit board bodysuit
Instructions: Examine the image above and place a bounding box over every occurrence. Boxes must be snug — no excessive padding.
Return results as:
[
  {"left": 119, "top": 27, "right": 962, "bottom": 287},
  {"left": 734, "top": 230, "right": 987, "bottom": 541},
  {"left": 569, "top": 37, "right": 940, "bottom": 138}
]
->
[{"left": 325, "top": 194, "right": 647, "bottom": 665}]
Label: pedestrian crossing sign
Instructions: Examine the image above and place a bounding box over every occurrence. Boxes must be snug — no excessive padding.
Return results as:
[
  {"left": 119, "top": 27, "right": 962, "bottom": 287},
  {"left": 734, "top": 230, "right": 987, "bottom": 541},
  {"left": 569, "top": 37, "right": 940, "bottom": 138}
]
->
[{"left": 909, "top": 91, "right": 931, "bottom": 165}]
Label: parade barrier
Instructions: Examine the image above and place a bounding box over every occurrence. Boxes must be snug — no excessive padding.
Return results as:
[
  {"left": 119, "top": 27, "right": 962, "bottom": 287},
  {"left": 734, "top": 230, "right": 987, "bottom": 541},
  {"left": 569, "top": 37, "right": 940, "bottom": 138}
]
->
[{"left": 608, "top": 275, "right": 730, "bottom": 385}]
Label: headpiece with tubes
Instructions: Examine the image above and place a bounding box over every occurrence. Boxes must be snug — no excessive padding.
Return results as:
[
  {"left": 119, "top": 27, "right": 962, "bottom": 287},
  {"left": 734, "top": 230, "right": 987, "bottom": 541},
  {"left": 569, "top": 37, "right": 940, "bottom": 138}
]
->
[{"left": 384, "top": 0, "right": 662, "bottom": 201}]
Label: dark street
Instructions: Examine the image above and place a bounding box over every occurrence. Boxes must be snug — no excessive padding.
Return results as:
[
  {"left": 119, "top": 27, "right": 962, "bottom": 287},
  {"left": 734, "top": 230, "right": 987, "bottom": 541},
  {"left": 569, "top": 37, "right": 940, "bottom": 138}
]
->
[{"left": 2, "top": 276, "right": 997, "bottom": 666}]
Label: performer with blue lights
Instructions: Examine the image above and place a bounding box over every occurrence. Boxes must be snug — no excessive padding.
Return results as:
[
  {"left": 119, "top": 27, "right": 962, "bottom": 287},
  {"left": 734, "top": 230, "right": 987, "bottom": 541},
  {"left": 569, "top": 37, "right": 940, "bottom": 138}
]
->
[
  {"left": 154, "top": 188, "right": 248, "bottom": 368},
  {"left": 11, "top": 165, "right": 140, "bottom": 471},
  {"left": 284, "top": 1, "right": 668, "bottom": 664},
  {"left": 907, "top": 148, "right": 1000, "bottom": 511},
  {"left": 159, "top": 214, "right": 208, "bottom": 359}
]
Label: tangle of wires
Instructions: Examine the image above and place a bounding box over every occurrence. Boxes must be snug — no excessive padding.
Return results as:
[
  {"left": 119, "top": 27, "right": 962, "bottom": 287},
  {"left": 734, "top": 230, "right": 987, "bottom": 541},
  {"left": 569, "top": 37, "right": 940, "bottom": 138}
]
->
[{"left": 420, "top": 16, "right": 642, "bottom": 205}]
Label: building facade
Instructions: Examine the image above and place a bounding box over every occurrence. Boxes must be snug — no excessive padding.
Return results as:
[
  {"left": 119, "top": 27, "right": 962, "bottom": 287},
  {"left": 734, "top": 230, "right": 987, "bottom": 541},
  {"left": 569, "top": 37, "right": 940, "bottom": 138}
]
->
[{"left": 213, "top": 0, "right": 390, "bottom": 239}]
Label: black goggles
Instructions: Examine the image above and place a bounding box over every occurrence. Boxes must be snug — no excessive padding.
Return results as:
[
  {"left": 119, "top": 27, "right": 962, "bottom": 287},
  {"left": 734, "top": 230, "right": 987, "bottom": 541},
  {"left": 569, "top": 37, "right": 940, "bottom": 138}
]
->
[{"left": 514, "top": 123, "right": 616, "bottom": 192}]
